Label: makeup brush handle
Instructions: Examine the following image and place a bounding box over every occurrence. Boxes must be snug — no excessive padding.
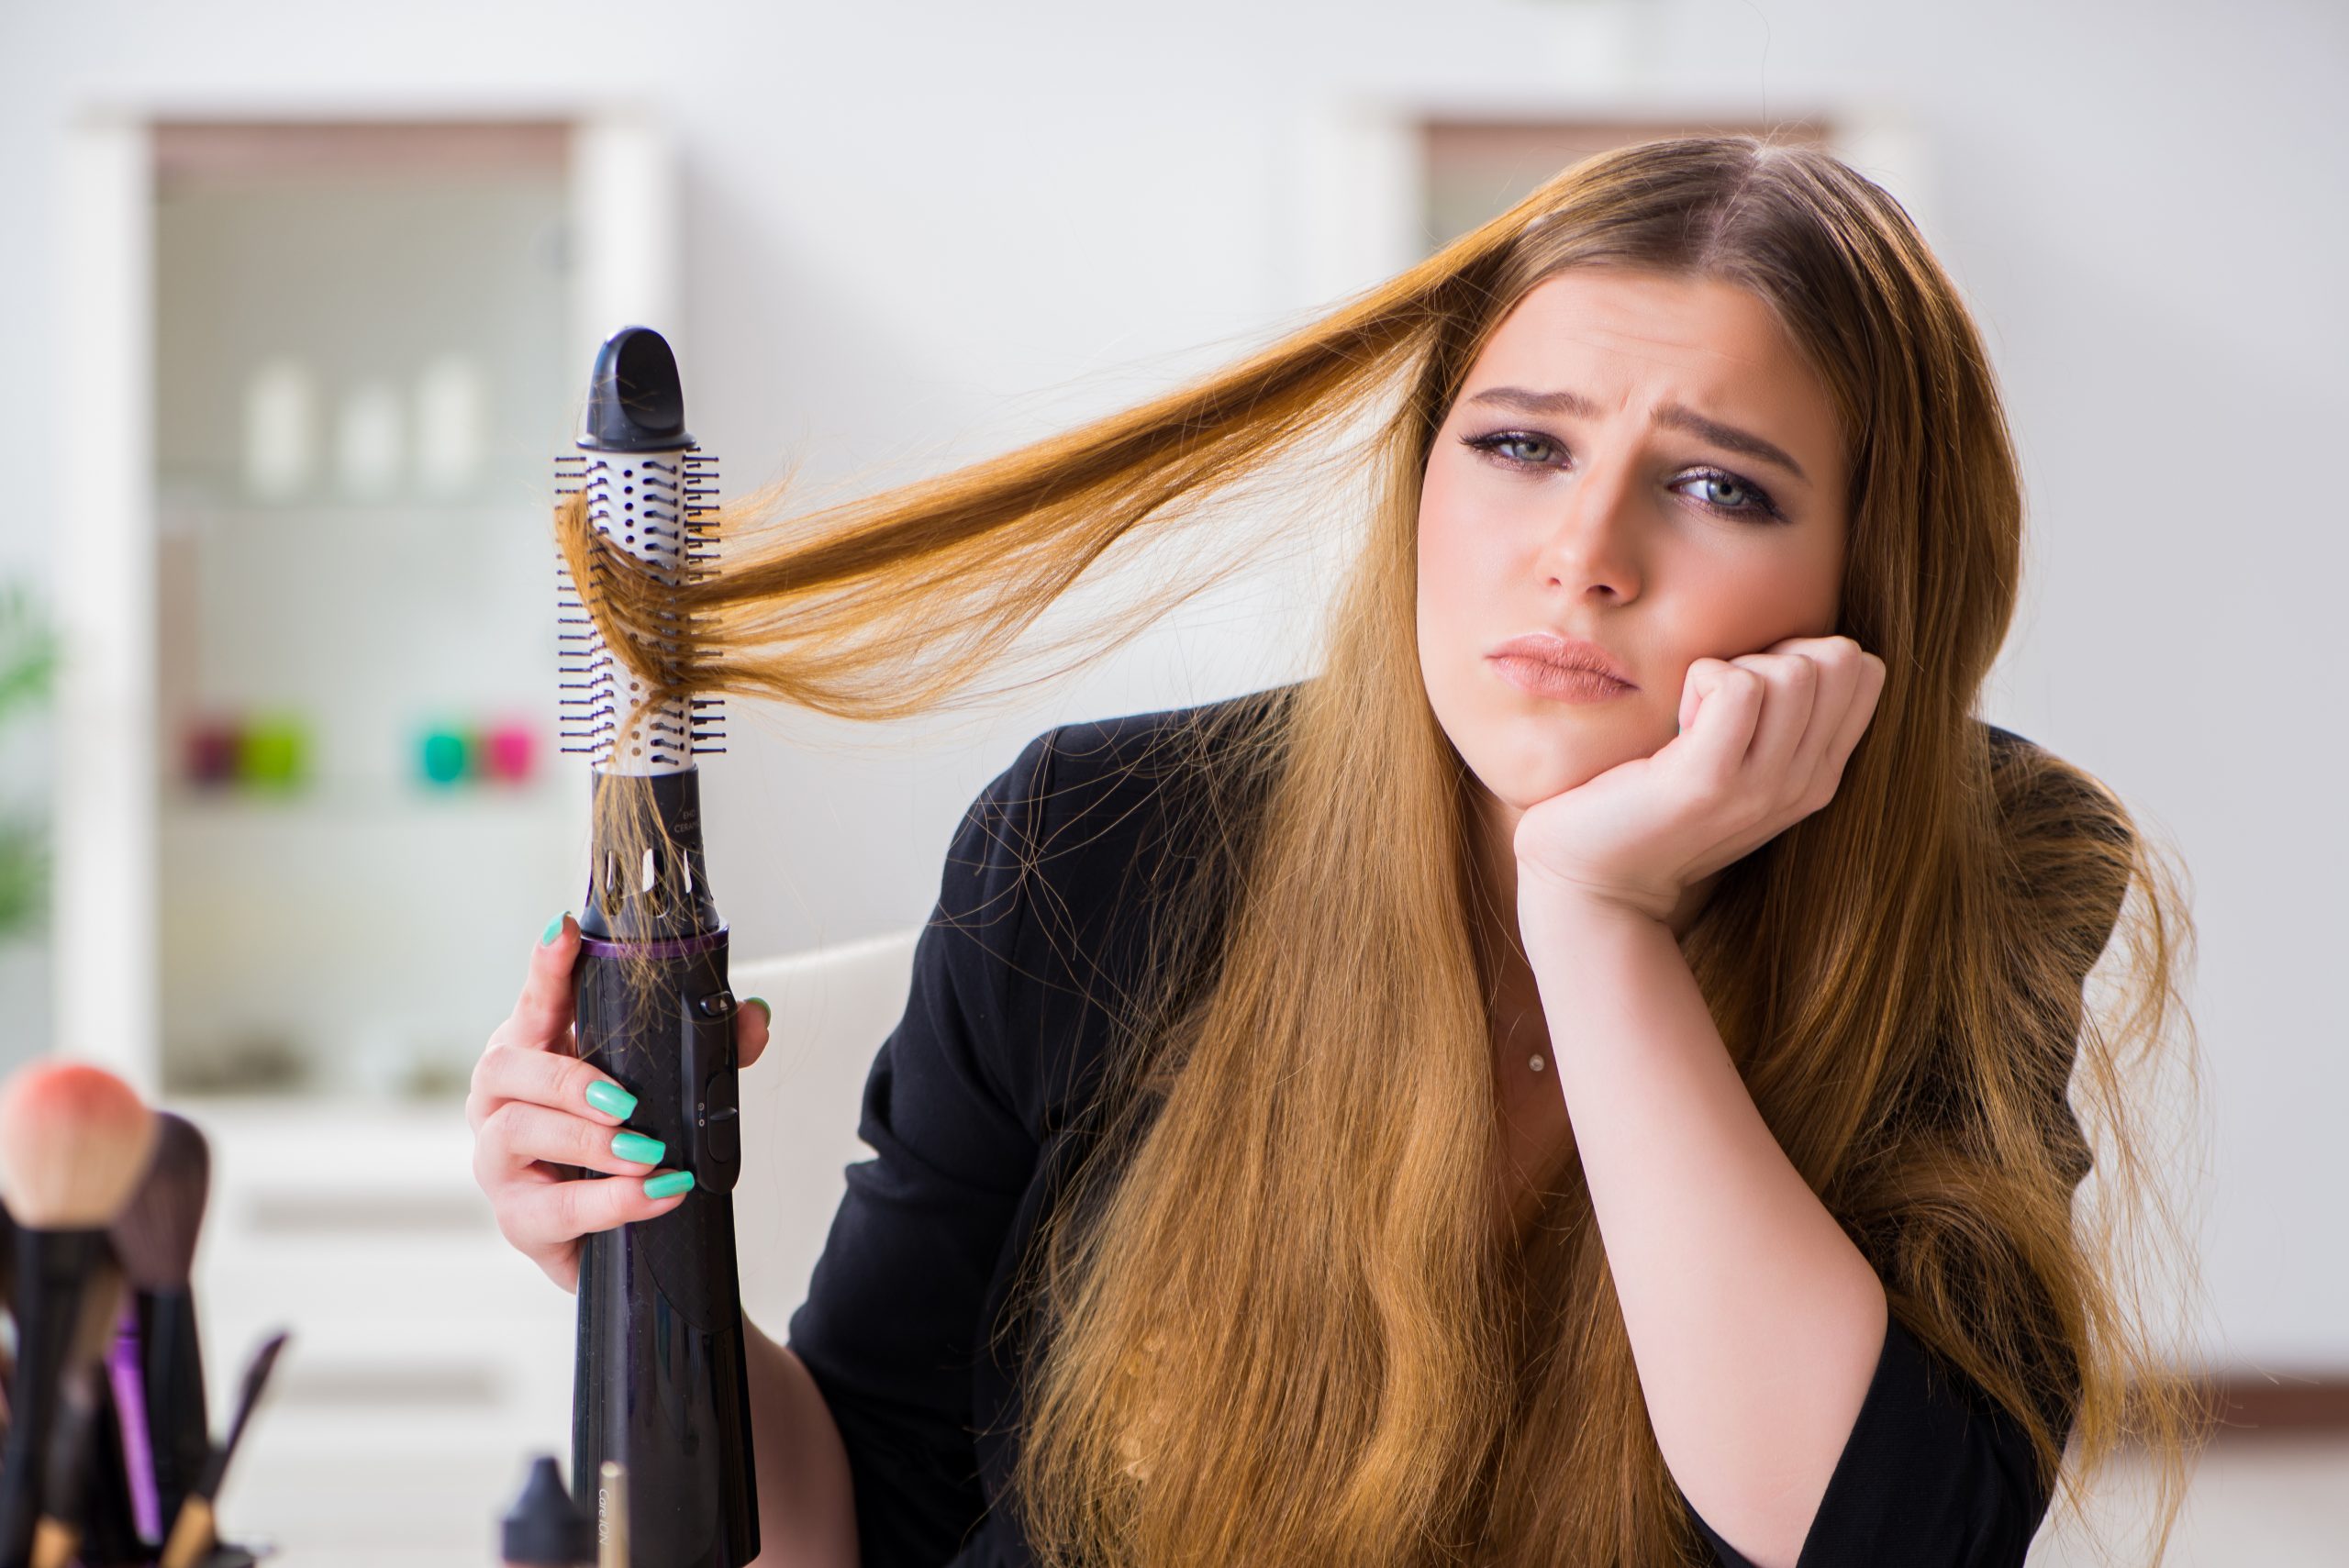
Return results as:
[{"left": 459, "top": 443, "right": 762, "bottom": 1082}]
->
[
  {"left": 0, "top": 1227, "right": 110, "bottom": 1564},
  {"left": 28, "top": 1514, "right": 79, "bottom": 1568},
  {"left": 139, "top": 1289, "right": 210, "bottom": 1536},
  {"left": 74, "top": 1370, "right": 148, "bottom": 1564},
  {"left": 158, "top": 1492, "right": 214, "bottom": 1568},
  {"left": 108, "top": 1301, "right": 162, "bottom": 1541}
]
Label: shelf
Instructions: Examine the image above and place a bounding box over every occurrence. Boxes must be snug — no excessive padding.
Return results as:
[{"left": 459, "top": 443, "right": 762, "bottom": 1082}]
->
[
  {"left": 161, "top": 782, "right": 572, "bottom": 822},
  {"left": 157, "top": 490, "right": 562, "bottom": 525},
  {"left": 54, "top": 106, "right": 678, "bottom": 1112}
]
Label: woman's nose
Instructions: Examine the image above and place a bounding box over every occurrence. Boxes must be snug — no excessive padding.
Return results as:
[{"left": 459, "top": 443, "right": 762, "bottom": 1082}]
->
[{"left": 1534, "top": 457, "right": 1643, "bottom": 598}]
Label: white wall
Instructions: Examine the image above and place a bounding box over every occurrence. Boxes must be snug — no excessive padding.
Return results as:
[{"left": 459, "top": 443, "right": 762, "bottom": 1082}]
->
[{"left": 0, "top": 0, "right": 2339, "bottom": 1381}]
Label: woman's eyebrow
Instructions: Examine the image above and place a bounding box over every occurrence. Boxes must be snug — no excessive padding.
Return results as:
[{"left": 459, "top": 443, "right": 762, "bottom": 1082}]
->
[{"left": 1464, "top": 384, "right": 1809, "bottom": 486}]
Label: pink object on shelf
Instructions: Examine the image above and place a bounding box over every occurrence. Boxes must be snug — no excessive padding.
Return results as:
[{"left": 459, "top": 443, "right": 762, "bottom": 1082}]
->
[
  {"left": 484, "top": 721, "right": 534, "bottom": 784},
  {"left": 184, "top": 717, "right": 240, "bottom": 786}
]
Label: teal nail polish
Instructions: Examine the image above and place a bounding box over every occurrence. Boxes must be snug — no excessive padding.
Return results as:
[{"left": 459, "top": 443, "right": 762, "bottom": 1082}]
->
[
  {"left": 643, "top": 1170, "right": 695, "bottom": 1200},
  {"left": 584, "top": 1080, "right": 637, "bottom": 1119},
  {"left": 610, "top": 1130, "right": 665, "bottom": 1165},
  {"left": 745, "top": 996, "right": 772, "bottom": 1025},
  {"left": 541, "top": 912, "right": 568, "bottom": 946}
]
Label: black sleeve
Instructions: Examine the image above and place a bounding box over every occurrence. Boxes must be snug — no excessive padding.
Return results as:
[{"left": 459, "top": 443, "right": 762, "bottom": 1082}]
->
[
  {"left": 785, "top": 727, "right": 1057, "bottom": 1567},
  {"left": 1687, "top": 1312, "right": 2060, "bottom": 1568}
]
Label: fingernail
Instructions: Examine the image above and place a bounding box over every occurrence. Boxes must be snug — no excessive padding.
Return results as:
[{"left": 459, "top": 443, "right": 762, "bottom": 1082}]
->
[
  {"left": 745, "top": 996, "right": 772, "bottom": 1027},
  {"left": 584, "top": 1080, "right": 637, "bottom": 1119},
  {"left": 541, "top": 913, "right": 569, "bottom": 947},
  {"left": 610, "top": 1130, "right": 665, "bottom": 1165},
  {"left": 642, "top": 1170, "right": 695, "bottom": 1200}
]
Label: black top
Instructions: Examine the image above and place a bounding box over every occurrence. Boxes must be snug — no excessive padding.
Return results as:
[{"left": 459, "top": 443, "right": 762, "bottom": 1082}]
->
[{"left": 787, "top": 684, "right": 2087, "bottom": 1568}]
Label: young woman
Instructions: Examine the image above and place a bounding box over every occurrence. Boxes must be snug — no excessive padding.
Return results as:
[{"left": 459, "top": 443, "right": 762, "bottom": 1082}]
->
[{"left": 468, "top": 135, "right": 2204, "bottom": 1567}]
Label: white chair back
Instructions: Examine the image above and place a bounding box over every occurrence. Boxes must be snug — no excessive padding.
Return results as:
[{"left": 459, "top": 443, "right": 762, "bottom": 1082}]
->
[{"left": 728, "top": 926, "right": 921, "bottom": 1329}]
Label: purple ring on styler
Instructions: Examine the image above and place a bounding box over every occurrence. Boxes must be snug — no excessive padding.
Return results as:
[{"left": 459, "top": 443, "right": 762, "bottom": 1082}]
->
[{"left": 577, "top": 924, "right": 729, "bottom": 961}]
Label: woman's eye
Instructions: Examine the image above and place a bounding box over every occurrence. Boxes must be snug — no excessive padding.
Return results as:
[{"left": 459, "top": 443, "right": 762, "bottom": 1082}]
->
[
  {"left": 1458, "top": 430, "right": 1785, "bottom": 523},
  {"left": 1674, "top": 472, "right": 1778, "bottom": 517},
  {"left": 1468, "top": 432, "right": 1561, "bottom": 467}
]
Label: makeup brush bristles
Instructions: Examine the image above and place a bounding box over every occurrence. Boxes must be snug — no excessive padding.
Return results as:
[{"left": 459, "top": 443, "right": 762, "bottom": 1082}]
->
[
  {"left": 0, "top": 1063, "right": 159, "bottom": 1230},
  {"left": 109, "top": 1112, "right": 208, "bottom": 1294}
]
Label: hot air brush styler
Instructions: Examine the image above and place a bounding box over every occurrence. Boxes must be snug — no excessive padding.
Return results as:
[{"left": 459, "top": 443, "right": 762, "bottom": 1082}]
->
[{"left": 552, "top": 325, "right": 756, "bottom": 1568}]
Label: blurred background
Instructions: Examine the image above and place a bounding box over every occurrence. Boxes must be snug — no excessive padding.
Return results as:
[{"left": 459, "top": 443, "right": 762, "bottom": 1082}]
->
[{"left": 0, "top": 0, "right": 2340, "bottom": 1562}]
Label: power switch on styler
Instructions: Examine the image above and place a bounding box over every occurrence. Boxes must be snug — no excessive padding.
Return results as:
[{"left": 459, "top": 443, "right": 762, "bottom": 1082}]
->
[{"left": 683, "top": 993, "right": 740, "bottom": 1187}]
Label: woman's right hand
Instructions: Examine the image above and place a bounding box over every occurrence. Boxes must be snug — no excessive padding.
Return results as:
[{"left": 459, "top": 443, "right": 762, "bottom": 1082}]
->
[{"left": 468, "top": 912, "right": 772, "bottom": 1292}]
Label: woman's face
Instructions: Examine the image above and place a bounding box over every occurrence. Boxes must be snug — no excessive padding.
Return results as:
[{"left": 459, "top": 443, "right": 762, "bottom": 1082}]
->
[{"left": 1417, "top": 267, "right": 1851, "bottom": 860}]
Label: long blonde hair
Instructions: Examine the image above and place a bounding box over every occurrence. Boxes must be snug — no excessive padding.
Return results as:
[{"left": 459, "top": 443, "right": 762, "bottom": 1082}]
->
[{"left": 559, "top": 133, "right": 2208, "bottom": 1565}]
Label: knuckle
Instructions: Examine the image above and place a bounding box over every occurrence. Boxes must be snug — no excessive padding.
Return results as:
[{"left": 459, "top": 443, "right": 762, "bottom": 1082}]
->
[
  {"left": 484, "top": 1040, "right": 526, "bottom": 1091},
  {"left": 574, "top": 1115, "right": 618, "bottom": 1167},
  {"left": 512, "top": 1002, "right": 558, "bottom": 1048},
  {"left": 549, "top": 1180, "right": 587, "bottom": 1240},
  {"left": 565, "top": 1174, "right": 626, "bottom": 1238},
  {"left": 482, "top": 1098, "right": 523, "bottom": 1151},
  {"left": 492, "top": 1195, "right": 532, "bottom": 1253},
  {"left": 551, "top": 1056, "right": 595, "bottom": 1110}
]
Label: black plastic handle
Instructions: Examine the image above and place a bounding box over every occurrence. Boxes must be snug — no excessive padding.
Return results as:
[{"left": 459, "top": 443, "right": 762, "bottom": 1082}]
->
[{"left": 570, "top": 932, "right": 758, "bottom": 1568}]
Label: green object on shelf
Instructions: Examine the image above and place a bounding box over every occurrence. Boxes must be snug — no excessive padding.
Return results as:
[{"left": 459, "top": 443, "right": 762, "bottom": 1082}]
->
[
  {"left": 420, "top": 728, "right": 468, "bottom": 785},
  {"left": 238, "top": 713, "right": 308, "bottom": 791}
]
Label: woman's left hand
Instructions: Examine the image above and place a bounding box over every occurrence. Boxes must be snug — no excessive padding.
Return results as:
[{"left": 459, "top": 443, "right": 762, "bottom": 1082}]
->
[{"left": 1512, "top": 634, "right": 1887, "bottom": 925}]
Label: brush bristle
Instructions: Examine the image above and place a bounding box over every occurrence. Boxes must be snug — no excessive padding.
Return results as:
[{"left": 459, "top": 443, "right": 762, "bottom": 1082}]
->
[
  {"left": 0, "top": 1061, "right": 159, "bottom": 1229},
  {"left": 109, "top": 1110, "right": 210, "bottom": 1291}
]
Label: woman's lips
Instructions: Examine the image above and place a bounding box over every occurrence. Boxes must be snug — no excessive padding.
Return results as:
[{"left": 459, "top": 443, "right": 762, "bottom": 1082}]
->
[{"left": 1488, "top": 653, "right": 1636, "bottom": 705}]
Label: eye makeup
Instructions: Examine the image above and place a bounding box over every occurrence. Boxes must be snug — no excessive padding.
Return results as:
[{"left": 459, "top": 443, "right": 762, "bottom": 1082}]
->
[{"left": 1457, "top": 429, "right": 1790, "bottom": 525}]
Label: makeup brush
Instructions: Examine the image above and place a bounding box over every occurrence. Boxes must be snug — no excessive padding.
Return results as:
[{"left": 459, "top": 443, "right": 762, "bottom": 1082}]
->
[
  {"left": 27, "top": 1251, "right": 129, "bottom": 1568},
  {"left": 74, "top": 1358, "right": 147, "bottom": 1564},
  {"left": 109, "top": 1109, "right": 211, "bottom": 1540},
  {"left": 28, "top": 1385, "right": 96, "bottom": 1568},
  {"left": 159, "top": 1329, "right": 288, "bottom": 1568},
  {"left": 0, "top": 1060, "right": 158, "bottom": 1565},
  {"left": 2, "top": 1195, "right": 17, "bottom": 1434},
  {"left": 104, "top": 1300, "right": 160, "bottom": 1542}
]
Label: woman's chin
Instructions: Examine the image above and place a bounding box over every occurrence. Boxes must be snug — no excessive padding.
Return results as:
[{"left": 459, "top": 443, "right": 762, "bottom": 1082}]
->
[{"left": 1485, "top": 728, "right": 1652, "bottom": 800}]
